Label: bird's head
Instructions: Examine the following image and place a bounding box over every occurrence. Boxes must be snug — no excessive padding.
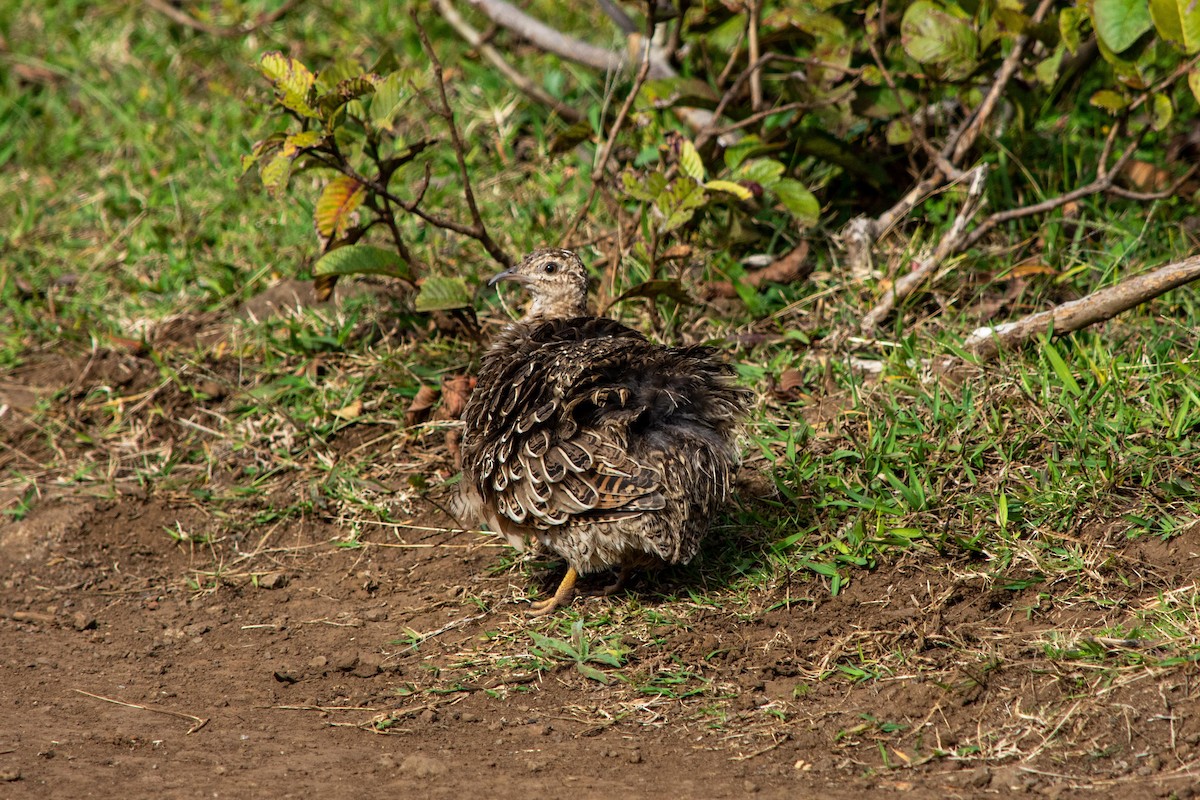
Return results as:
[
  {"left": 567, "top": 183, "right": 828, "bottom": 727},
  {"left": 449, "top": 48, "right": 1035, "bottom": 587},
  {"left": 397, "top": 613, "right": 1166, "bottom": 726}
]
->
[{"left": 489, "top": 248, "right": 590, "bottom": 321}]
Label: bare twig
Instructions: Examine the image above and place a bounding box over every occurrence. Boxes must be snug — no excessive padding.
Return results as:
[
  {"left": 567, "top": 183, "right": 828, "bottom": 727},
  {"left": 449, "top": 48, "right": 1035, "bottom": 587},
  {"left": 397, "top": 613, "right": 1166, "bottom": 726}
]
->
[
  {"left": 861, "top": 165, "right": 989, "bottom": 332},
  {"left": 432, "top": 0, "right": 584, "bottom": 123},
  {"left": 413, "top": 13, "right": 514, "bottom": 268},
  {"left": 559, "top": 11, "right": 657, "bottom": 246},
  {"left": 961, "top": 253, "right": 1200, "bottom": 361},
  {"left": 144, "top": 0, "right": 302, "bottom": 37},
  {"left": 696, "top": 53, "right": 775, "bottom": 150},
  {"left": 747, "top": 0, "right": 763, "bottom": 111},
  {"left": 74, "top": 689, "right": 209, "bottom": 734}
]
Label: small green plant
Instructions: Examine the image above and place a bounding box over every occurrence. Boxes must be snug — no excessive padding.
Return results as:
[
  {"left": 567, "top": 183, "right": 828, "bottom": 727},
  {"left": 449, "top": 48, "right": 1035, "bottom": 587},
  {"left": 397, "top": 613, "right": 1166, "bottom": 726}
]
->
[{"left": 528, "top": 618, "right": 630, "bottom": 684}]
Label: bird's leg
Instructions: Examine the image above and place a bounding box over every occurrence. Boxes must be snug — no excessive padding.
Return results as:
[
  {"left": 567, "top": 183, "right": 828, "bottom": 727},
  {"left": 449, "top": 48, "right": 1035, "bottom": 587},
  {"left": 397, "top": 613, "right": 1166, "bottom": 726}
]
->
[
  {"left": 527, "top": 566, "right": 578, "bottom": 616},
  {"left": 581, "top": 564, "right": 632, "bottom": 598}
]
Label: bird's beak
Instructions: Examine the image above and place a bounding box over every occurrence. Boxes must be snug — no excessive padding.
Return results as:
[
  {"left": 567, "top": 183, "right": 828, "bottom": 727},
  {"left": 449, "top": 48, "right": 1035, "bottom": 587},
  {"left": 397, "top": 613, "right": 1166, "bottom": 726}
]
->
[{"left": 488, "top": 269, "right": 528, "bottom": 287}]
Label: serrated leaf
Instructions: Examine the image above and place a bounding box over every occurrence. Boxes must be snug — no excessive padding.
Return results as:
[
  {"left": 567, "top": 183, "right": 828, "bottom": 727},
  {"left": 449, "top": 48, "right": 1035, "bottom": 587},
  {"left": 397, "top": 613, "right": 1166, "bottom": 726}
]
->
[
  {"left": 704, "top": 179, "right": 753, "bottom": 200},
  {"left": 258, "top": 52, "right": 319, "bottom": 118},
  {"left": 259, "top": 152, "right": 293, "bottom": 195},
  {"left": 901, "top": 1, "right": 979, "bottom": 79},
  {"left": 1090, "top": 89, "right": 1128, "bottom": 112},
  {"left": 773, "top": 179, "right": 820, "bottom": 227},
  {"left": 1092, "top": 0, "right": 1153, "bottom": 53},
  {"left": 415, "top": 275, "right": 472, "bottom": 312},
  {"left": 1151, "top": 92, "right": 1173, "bottom": 131},
  {"left": 678, "top": 139, "right": 705, "bottom": 181},
  {"left": 312, "top": 245, "right": 410, "bottom": 280},
  {"left": 735, "top": 158, "right": 786, "bottom": 188},
  {"left": 314, "top": 177, "right": 366, "bottom": 239}
]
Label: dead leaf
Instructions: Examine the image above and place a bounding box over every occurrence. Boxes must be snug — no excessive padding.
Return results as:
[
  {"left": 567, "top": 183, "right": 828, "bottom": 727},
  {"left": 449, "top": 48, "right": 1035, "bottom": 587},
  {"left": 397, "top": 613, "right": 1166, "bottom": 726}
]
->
[
  {"left": 704, "top": 242, "right": 811, "bottom": 298},
  {"left": 405, "top": 385, "right": 439, "bottom": 426},
  {"left": 773, "top": 368, "right": 805, "bottom": 401},
  {"left": 1120, "top": 160, "right": 1171, "bottom": 192},
  {"left": 435, "top": 374, "right": 475, "bottom": 421},
  {"left": 331, "top": 399, "right": 362, "bottom": 420}
]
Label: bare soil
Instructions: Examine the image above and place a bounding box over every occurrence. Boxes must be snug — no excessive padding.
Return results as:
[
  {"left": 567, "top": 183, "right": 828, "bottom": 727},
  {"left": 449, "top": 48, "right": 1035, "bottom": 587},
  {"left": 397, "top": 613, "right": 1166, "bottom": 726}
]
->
[{"left": 2, "top": 307, "right": 1199, "bottom": 799}]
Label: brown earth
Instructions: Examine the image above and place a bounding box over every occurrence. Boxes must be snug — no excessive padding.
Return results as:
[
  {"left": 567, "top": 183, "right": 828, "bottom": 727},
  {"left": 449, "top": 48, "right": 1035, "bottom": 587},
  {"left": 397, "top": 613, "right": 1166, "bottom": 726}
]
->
[{"left": 2, "top": 306, "right": 1200, "bottom": 799}]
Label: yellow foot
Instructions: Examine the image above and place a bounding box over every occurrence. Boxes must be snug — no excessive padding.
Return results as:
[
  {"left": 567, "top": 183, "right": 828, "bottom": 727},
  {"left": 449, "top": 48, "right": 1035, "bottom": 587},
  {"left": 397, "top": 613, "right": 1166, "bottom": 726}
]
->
[{"left": 526, "top": 566, "right": 578, "bottom": 617}]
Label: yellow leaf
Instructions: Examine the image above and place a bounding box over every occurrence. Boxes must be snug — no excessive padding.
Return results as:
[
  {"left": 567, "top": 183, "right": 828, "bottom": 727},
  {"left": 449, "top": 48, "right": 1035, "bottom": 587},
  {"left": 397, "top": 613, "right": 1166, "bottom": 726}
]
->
[
  {"left": 704, "top": 179, "right": 753, "bottom": 200},
  {"left": 331, "top": 399, "right": 363, "bottom": 420},
  {"left": 314, "top": 177, "right": 366, "bottom": 239},
  {"left": 679, "top": 139, "right": 705, "bottom": 181}
]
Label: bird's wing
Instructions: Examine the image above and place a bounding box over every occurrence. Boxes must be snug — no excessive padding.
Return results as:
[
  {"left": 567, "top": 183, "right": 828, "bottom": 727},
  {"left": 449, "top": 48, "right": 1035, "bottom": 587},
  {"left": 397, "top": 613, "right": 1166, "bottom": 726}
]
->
[{"left": 463, "top": 322, "right": 666, "bottom": 531}]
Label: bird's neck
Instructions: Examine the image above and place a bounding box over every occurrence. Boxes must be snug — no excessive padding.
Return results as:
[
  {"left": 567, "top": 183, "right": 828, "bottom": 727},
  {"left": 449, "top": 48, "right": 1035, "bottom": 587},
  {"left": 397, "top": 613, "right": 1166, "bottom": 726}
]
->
[{"left": 522, "top": 294, "right": 589, "bottom": 322}]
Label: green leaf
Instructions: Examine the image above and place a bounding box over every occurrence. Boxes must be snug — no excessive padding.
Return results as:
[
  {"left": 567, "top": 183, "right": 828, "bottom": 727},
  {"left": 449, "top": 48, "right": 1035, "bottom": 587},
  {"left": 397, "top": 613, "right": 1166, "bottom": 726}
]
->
[
  {"left": 1092, "top": 0, "right": 1153, "bottom": 53},
  {"left": 773, "top": 179, "right": 820, "bottom": 227},
  {"left": 370, "top": 72, "right": 407, "bottom": 133},
  {"left": 655, "top": 178, "right": 708, "bottom": 233},
  {"left": 704, "top": 179, "right": 753, "bottom": 200},
  {"left": 281, "top": 130, "right": 324, "bottom": 157},
  {"left": 317, "top": 75, "right": 378, "bottom": 114},
  {"left": 1151, "top": 92, "right": 1173, "bottom": 131},
  {"left": 1190, "top": 69, "right": 1200, "bottom": 104},
  {"left": 1059, "top": 7, "right": 1087, "bottom": 53},
  {"left": 415, "top": 275, "right": 472, "bottom": 312},
  {"left": 679, "top": 139, "right": 705, "bottom": 181},
  {"left": 314, "top": 176, "right": 367, "bottom": 239},
  {"left": 735, "top": 158, "right": 785, "bottom": 188},
  {"left": 259, "top": 152, "right": 293, "bottom": 196},
  {"left": 1089, "top": 89, "right": 1128, "bottom": 112},
  {"left": 722, "top": 135, "right": 774, "bottom": 171},
  {"left": 575, "top": 663, "right": 612, "bottom": 684},
  {"left": 886, "top": 118, "right": 913, "bottom": 145},
  {"left": 638, "top": 77, "right": 720, "bottom": 110},
  {"left": 900, "top": 1, "right": 979, "bottom": 79},
  {"left": 621, "top": 170, "right": 668, "bottom": 203},
  {"left": 312, "top": 245, "right": 411, "bottom": 280},
  {"left": 1035, "top": 45, "right": 1066, "bottom": 86},
  {"left": 258, "top": 52, "right": 319, "bottom": 118},
  {"left": 1150, "top": 0, "right": 1186, "bottom": 43}
]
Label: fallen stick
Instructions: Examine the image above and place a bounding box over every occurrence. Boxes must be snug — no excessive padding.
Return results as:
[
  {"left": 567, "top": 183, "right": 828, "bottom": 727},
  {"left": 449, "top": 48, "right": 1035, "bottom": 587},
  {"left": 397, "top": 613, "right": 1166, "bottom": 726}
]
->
[
  {"left": 962, "top": 254, "right": 1200, "bottom": 361},
  {"left": 74, "top": 689, "right": 209, "bottom": 734}
]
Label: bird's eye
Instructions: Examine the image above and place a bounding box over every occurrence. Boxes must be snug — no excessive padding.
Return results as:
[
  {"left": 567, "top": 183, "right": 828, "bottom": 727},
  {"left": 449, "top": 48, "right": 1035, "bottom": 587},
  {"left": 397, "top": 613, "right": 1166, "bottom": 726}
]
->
[{"left": 544, "top": 262, "right": 559, "bottom": 274}]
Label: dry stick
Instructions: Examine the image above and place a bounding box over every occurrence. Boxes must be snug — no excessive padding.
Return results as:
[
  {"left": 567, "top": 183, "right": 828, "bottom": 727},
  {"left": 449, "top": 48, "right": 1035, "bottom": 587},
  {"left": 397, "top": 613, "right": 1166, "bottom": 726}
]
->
[
  {"left": 747, "top": 0, "right": 763, "bottom": 111},
  {"left": 143, "top": 0, "right": 302, "bottom": 37},
  {"left": 432, "top": 0, "right": 584, "bottom": 123},
  {"left": 961, "top": 254, "right": 1200, "bottom": 362},
  {"left": 861, "top": 165, "right": 988, "bottom": 333},
  {"left": 558, "top": 18, "right": 656, "bottom": 247},
  {"left": 74, "top": 689, "right": 209, "bottom": 734},
  {"left": 412, "top": 13, "right": 514, "bottom": 268}
]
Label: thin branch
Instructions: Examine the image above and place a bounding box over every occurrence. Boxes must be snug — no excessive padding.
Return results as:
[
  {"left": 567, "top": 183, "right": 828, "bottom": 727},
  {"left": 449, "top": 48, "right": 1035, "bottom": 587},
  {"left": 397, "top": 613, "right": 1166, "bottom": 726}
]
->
[
  {"left": 960, "top": 254, "right": 1200, "bottom": 361},
  {"left": 947, "top": 0, "right": 1057, "bottom": 165},
  {"left": 432, "top": 0, "right": 584, "bottom": 123},
  {"left": 413, "top": 12, "right": 514, "bottom": 268},
  {"left": 861, "top": 165, "right": 989, "bottom": 333},
  {"left": 747, "top": 0, "right": 763, "bottom": 111},
  {"left": 559, "top": 10, "right": 657, "bottom": 246},
  {"left": 1107, "top": 163, "right": 1200, "bottom": 200},
  {"left": 75, "top": 689, "right": 209, "bottom": 734},
  {"left": 696, "top": 53, "right": 775, "bottom": 149},
  {"left": 595, "top": 0, "right": 637, "bottom": 35},
  {"left": 144, "top": 0, "right": 302, "bottom": 37}
]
